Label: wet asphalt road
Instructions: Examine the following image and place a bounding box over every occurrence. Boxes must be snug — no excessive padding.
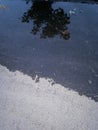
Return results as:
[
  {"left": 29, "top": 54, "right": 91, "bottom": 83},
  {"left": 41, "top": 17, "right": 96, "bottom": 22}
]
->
[{"left": 0, "top": 0, "right": 98, "bottom": 101}]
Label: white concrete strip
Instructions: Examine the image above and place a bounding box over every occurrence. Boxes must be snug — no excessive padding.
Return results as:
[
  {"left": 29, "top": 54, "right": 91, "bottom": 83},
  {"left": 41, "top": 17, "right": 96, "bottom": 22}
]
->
[{"left": 0, "top": 65, "right": 98, "bottom": 130}]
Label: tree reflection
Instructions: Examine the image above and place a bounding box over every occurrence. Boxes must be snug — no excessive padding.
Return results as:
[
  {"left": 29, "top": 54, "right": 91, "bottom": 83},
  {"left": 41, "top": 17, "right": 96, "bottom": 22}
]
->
[{"left": 22, "top": 1, "right": 70, "bottom": 40}]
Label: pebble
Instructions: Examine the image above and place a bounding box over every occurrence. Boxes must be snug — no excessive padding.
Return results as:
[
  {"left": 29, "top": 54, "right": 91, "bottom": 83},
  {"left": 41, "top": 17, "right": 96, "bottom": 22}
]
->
[{"left": 88, "top": 80, "right": 92, "bottom": 84}]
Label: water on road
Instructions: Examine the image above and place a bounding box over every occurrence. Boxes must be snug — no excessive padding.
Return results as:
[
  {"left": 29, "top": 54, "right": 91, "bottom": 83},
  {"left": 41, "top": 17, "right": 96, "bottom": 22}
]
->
[{"left": 0, "top": 0, "right": 98, "bottom": 101}]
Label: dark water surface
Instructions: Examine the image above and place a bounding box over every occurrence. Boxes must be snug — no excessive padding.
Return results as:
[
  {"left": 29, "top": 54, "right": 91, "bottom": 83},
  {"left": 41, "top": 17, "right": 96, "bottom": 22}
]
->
[{"left": 0, "top": 0, "right": 98, "bottom": 101}]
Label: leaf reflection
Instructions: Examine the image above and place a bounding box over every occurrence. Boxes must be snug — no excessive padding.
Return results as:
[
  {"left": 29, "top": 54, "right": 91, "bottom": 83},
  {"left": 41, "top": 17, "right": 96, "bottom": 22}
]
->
[{"left": 22, "top": 1, "right": 70, "bottom": 40}]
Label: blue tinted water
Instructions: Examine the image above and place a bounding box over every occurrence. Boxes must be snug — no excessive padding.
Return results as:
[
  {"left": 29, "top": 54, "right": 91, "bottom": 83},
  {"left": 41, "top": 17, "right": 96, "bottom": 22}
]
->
[{"left": 0, "top": 0, "right": 98, "bottom": 101}]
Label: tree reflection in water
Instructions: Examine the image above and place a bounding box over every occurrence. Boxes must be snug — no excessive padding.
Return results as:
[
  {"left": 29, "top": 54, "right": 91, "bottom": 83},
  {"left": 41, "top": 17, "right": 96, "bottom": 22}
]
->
[{"left": 22, "top": 1, "right": 70, "bottom": 40}]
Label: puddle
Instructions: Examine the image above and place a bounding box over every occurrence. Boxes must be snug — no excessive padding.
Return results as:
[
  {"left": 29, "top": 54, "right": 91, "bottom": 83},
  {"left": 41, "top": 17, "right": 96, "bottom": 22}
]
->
[{"left": 0, "top": 0, "right": 98, "bottom": 101}]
